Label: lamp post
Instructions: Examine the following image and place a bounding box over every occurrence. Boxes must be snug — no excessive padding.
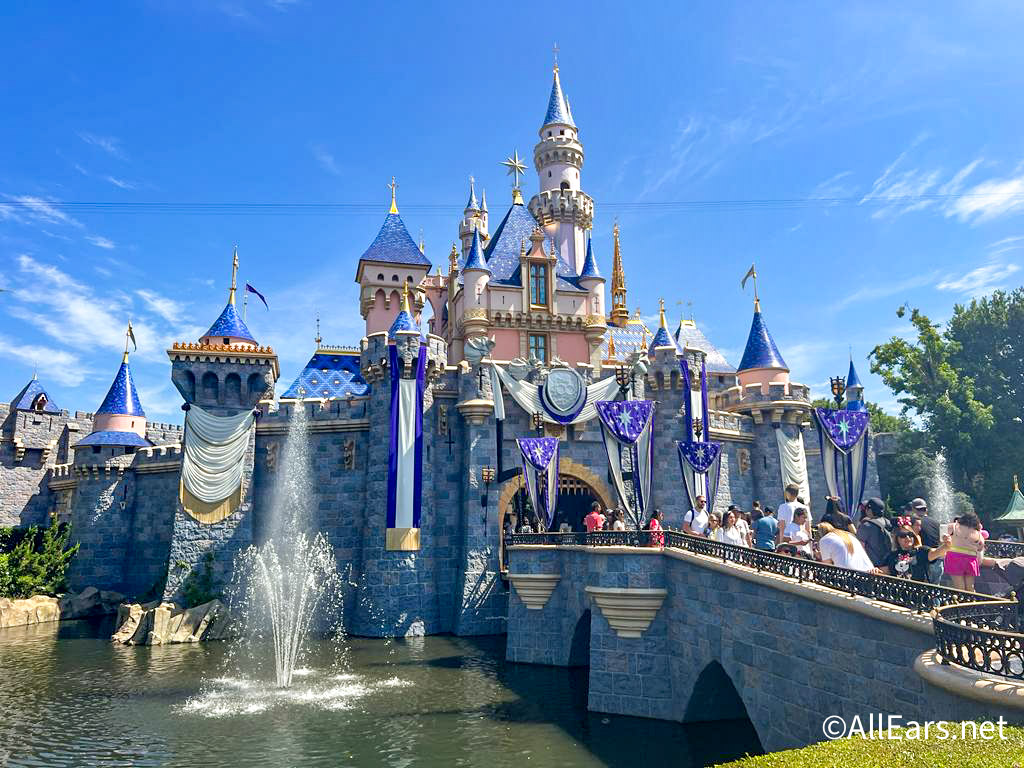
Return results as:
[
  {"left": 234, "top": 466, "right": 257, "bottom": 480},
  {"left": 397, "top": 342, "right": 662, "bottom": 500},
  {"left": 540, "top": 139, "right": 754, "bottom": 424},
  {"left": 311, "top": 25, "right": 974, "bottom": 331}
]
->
[
  {"left": 615, "top": 364, "right": 632, "bottom": 400},
  {"left": 480, "top": 465, "right": 496, "bottom": 523},
  {"left": 830, "top": 376, "right": 847, "bottom": 409},
  {"left": 532, "top": 411, "right": 544, "bottom": 433},
  {"left": 693, "top": 416, "right": 703, "bottom": 441}
]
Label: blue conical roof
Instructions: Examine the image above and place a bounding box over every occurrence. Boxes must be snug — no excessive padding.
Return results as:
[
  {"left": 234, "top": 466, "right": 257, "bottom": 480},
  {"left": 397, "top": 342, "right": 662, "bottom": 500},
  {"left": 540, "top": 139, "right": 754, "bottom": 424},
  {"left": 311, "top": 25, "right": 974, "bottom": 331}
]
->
[
  {"left": 359, "top": 212, "right": 431, "bottom": 268},
  {"left": 543, "top": 68, "right": 575, "bottom": 128},
  {"left": 96, "top": 360, "right": 145, "bottom": 417},
  {"left": 738, "top": 307, "right": 788, "bottom": 371},
  {"left": 204, "top": 301, "right": 256, "bottom": 343},
  {"left": 463, "top": 228, "right": 488, "bottom": 272},
  {"left": 649, "top": 325, "right": 675, "bottom": 355},
  {"left": 580, "top": 236, "right": 601, "bottom": 279},
  {"left": 465, "top": 178, "right": 478, "bottom": 211},
  {"left": 10, "top": 377, "right": 59, "bottom": 412},
  {"left": 847, "top": 359, "right": 863, "bottom": 389},
  {"left": 389, "top": 309, "right": 417, "bottom": 338}
]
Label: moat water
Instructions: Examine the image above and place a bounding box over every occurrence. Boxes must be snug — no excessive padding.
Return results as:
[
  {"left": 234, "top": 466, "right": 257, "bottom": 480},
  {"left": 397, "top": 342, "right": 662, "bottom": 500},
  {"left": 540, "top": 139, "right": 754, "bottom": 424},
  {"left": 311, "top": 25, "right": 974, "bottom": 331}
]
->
[{"left": 0, "top": 619, "right": 761, "bottom": 767}]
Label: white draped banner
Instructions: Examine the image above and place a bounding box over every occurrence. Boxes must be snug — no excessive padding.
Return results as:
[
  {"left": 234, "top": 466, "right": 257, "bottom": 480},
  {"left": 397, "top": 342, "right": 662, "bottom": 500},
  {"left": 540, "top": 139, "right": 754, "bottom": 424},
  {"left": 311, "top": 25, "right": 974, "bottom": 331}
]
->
[
  {"left": 775, "top": 427, "right": 811, "bottom": 509},
  {"left": 180, "top": 404, "right": 254, "bottom": 524},
  {"left": 490, "top": 364, "right": 620, "bottom": 425}
]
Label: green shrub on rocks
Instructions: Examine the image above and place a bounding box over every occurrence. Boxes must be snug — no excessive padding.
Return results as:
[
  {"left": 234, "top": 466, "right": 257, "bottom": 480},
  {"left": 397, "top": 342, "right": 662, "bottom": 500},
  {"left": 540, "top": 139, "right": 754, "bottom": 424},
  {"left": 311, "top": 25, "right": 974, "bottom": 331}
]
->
[
  {"left": 0, "top": 524, "right": 79, "bottom": 599},
  {"left": 716, "top": 723, "right": 1024, "bottom": 767},
  {"left": 180, "top": 552, "right": 222, "bottom": 608}
]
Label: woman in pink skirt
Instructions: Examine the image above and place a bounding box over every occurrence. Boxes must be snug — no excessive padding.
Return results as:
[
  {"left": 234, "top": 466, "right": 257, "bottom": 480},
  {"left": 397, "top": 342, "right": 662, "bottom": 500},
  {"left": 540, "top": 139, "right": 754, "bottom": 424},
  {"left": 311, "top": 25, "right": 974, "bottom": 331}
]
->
[{"left": 944, "top": 513, "right": 988, "bottom": 593}]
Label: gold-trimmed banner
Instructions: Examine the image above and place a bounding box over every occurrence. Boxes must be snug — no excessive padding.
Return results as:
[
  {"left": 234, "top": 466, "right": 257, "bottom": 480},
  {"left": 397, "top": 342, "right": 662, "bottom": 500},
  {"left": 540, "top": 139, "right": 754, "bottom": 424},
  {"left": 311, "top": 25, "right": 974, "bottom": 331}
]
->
[
  {"left": 179, "top": 480, "right": 241, "bottom": 525},
  {"left": 386, "top": 527, "right": 420, "bottom": 551}
]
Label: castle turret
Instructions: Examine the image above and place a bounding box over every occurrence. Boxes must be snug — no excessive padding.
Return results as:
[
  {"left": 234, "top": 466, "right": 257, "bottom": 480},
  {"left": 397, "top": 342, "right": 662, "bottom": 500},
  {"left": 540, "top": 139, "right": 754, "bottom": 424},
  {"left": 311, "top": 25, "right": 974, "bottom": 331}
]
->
[
  {"left": 845, "top": 357, "right": 866, "bottom": 412},
  {"left": 200, "top": 247, "right": 256, "bottom": 348},
  {"left": 736, "top": 297, "right": 790, "bottom": 394},
  {"left": 458, "top": 176, "right": 488, "bottom": 258},
  {"left": 528, "top": 60, "right": 593, "bottom": 275},
  {"left": 608, "top": 222, "right": 629, "bottom": 326},
  {"left": 461, "top": 227, "right": 490, "bottom": 340},
  {"left": 78, "top": 326, "right": 150, "bottom": 449},
  {"left": 579, "top": 234, "right": 607, "bottom": 367},
  {"left": 356, "top": 179, "right": 432, "bottom": 336},
  {"left": 649, "top": 299, "right": 677, "bottom": 358}
]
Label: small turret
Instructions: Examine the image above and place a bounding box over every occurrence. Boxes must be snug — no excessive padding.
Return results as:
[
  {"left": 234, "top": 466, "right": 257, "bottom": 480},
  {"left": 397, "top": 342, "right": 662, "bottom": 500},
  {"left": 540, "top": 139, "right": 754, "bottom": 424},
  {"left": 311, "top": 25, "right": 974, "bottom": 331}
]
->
[
  {"left": 737, "top": 296, "right": 790, "bottom": 394},
  {"left": 79, "top": 328, "right": 150, "bottom": 448},
  {"left": 845, "top": 357, "right": 866, "bottom": 412},
  {"left": 389, "top": 282, "right": 419, "bottom": 338},
  {"left": 201, "top": 247, "right": 257, "bottom": 347},
  {"left": 649, "top": 299, "right": 677, "bottom": 357}
]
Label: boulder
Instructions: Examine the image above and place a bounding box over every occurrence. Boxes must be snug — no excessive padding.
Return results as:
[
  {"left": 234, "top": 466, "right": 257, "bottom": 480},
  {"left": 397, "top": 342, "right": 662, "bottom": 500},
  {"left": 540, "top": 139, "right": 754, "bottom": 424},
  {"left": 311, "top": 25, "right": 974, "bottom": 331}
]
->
[
  {"left": 0, "top": 587, "right": 125, "bottom": 629},
  {"left": 112, "top": 599, "right": 234, "bottom": 645}
]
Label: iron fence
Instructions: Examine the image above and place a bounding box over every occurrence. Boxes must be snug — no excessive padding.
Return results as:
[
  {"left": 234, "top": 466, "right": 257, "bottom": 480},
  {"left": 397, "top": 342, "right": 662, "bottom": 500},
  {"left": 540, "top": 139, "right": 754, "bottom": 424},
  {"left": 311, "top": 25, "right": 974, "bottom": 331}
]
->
[{"left": 933, "top": 601, "right": 1024, "bottom": 679}]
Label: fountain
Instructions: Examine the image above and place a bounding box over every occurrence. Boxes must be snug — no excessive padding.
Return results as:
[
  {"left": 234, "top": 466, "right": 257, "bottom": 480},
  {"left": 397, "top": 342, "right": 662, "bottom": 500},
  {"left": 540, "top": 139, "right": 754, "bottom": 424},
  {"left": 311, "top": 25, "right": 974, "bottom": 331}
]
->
[
  {"left": 235, "top": 402, "right": 343, "bottom": 688},
  {"left": 927, "top": 449, "right": 957, "bottom": 524}
]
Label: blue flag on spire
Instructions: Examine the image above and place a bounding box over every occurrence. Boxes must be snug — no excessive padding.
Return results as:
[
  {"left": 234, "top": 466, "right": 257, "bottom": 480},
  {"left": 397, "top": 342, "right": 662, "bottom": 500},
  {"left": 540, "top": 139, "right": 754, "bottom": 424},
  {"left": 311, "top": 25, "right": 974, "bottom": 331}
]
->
[{"left": 245, "top": 282, "right": 269, "bottom": 310}]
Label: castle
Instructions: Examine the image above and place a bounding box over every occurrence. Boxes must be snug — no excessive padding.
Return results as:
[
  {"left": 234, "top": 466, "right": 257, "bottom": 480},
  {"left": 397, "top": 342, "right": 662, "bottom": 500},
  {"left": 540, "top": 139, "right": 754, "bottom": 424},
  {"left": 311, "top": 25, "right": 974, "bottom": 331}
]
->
[{"left": 0, "top": 64, "right": 879, "bottom": 636}]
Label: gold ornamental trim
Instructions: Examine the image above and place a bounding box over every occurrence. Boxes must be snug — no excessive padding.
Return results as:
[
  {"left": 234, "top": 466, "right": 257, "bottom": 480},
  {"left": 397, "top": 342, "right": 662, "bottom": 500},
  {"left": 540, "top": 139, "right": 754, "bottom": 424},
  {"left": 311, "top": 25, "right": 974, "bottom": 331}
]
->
[
  {"left": 179, "top": 481, "right": 242, "bottom": 525},
  {"left": 386, "top": 527, "right": 421, "bottom": 551}
]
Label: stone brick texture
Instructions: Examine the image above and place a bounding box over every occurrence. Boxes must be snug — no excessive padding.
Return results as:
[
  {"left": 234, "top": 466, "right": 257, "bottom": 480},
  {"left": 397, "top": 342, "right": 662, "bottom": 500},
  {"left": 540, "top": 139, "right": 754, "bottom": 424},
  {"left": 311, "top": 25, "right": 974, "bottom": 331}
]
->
[{"left": 507, "top": 545, "right": 1018, "bottom": 752}]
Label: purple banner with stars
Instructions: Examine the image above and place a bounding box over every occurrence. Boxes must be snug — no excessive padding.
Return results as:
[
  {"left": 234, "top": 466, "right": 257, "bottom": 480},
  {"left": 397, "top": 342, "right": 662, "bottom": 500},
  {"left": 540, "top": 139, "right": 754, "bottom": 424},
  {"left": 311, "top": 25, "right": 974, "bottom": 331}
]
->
[
  {"left": 516, "top": 437, "right": 559, "bottom": 528},
  {"left": 678, "top": 441, "right": 721, "bottom": 474},
  {"left": 814, "top": 408, "right": 870, "bottom": 453},
  {"left": 595, "top": 399, "right": 655, "bottom": 444}
]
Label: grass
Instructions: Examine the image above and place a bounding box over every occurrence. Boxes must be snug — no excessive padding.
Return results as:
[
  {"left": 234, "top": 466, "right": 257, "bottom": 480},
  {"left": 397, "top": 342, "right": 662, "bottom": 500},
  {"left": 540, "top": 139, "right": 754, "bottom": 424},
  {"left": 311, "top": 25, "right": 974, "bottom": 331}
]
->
[{"left": 716, "top": 724, "right": 1024, "bottom": 767}]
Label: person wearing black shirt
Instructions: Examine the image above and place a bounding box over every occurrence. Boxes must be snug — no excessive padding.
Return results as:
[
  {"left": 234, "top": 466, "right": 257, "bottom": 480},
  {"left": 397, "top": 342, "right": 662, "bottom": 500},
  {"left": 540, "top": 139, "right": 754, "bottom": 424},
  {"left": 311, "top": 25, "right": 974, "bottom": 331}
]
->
[
  {"left": 910, "top": 497, "right": 941, "bottom": 548},
  {"left": 874, "top": 527, "right": 950, "bottom": 581}
]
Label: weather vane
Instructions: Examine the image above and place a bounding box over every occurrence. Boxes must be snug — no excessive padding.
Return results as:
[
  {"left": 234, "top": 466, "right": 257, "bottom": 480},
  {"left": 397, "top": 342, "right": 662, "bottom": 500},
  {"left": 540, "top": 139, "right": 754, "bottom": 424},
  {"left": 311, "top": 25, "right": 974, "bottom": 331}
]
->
[{"left": 501, "top": 150, "right": 527, "bottom": 190}]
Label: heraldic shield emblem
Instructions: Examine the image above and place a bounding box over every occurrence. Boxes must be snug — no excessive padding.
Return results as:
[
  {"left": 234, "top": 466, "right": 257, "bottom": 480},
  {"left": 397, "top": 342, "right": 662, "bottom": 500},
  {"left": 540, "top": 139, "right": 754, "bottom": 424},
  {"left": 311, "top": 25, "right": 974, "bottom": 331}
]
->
[{"left": 540, "top": 367, "right": 587, "bottom": 422}]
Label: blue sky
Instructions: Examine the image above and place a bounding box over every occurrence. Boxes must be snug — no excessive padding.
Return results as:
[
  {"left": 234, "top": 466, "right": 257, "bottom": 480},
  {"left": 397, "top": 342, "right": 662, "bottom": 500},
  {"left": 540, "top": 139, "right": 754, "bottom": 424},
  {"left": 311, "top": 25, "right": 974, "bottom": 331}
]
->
[{"left": 2, "top": 2, "right": 1024, "bottom": 421}]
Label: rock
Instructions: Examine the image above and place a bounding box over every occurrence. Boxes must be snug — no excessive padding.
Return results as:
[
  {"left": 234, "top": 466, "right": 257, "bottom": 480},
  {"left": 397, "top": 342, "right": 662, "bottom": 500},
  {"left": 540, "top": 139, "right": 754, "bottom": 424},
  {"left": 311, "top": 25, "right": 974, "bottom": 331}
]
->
[
  {"left": 58, "top": 586, "right": 126, "bottom": 619},
  {"left": 0, "top": 595, "right": 61, "bottom": 628},
  {"left": 0, "top": 587, "right": 125, "bottom": 629},
  {"left": 112, "top": 599, "right": 234, "bottom": 645}
]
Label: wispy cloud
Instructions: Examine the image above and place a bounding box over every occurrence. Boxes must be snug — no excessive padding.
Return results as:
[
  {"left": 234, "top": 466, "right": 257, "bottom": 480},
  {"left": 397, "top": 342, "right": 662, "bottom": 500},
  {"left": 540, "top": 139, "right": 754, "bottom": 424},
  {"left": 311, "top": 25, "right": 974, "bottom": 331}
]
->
[
  {"left": 104, "top": 175, "right": 136, "bottom": 190},
  {"left": 812, "top": 170, "right": 856, "bottom": 201},
  {"left": 945, "top": 170, "right": 1024, "bottom": 224},
  {"left": 78, "top": 132, "right": 126, "bottom": 159},
  {"left": 937, "top": 261, "right": 1020, "bottom": 297},
  {"left": 86, "top": 235, "right": 116, "bottom": 249},
  {"left": 136, "top": 289, "right": 185, "bottom": 324},
  {"left": 0, "top": 335, "right": 84, "bottom": 386},
  {"left": 834, "top": 269, "right": 942, "bottom": 310},
  {"left": 310, "top": 143, "right": 342, "bottom": 176},
  {"left": 2, "top": 195, "right": 83, "bottom": 229}
]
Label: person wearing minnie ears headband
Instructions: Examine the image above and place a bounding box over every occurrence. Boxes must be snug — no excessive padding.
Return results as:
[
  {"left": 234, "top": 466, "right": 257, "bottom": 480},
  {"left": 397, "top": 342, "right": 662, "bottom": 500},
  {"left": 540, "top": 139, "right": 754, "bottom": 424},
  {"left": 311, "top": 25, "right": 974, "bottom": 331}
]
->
[{"left": 873, "top": 517, "right": 951, "bottom": 582}]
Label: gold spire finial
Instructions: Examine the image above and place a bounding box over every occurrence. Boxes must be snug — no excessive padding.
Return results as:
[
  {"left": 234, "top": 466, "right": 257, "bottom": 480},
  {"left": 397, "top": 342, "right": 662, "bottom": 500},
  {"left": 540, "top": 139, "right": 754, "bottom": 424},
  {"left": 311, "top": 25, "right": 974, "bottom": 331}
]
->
[
  {"left": 609, "top": 220, "right": 629, "bottom": 325},
  {"left": 401, "top": 280, "right": 411, "bottom": 314},
  {"left": 659, "top": 298, "right": 667, "bottom": 329},
  {"left": 123, "top": 320, "right": 136, "bottom": 363},
  {"left": 418, "top": 228, "right": 425, "bottom": 254},
  {"left": 553, "top": 42, "right": 559, "bottom": 73},
  {"left": 388, "top": 176, "right": 399, "bottom": 214},
  {"left": 229, "top": 245, "right": 239, "bottom": 306},
  {"left": 607, "top": 335, "right": 616, "bottom": 358},
  {"left": 314, "top": 312, "right": 322, "bottom": 347},
  {"left": 1016, "top": 475, "right": 1020, "bottom": 493}
]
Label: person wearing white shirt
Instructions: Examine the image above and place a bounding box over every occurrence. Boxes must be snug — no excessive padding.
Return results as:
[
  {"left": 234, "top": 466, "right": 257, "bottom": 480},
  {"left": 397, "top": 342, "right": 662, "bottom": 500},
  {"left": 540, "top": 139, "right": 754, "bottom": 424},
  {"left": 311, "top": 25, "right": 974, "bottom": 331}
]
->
[
  {"left": 729, "top": 505, "right": 752, "bottom": 546},
  {"left": 782, "top": 506, "right": 813, "bottom": 556},
  {"left": 684, "top": 495, "right": 710, "bottom": 536},
  {"left": 714, "top": 509, "right": 747, "bottom": 547},
  {"left": 776, "top": 483, "right": 808, "bottom": 547},
  {"left": 817, "top": 523, "right": 874, "bottom": 572}
]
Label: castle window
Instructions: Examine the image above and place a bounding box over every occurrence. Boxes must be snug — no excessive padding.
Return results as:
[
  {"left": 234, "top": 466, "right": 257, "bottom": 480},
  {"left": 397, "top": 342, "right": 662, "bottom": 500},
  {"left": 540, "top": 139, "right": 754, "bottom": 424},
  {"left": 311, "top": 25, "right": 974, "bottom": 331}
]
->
[
  {"left": 392, "top": 275, "right": 399, "bottom": 282},
  {"left": 560, "top": 181, "right": 570, "bottom": 192},
  {"left": 559, "top": 129, "right": 564, "bottom": 136},
  {"left": 547, "top": 131, "right": 552, "bottom": 137},
  {"left": 548, "top": 171, "right": 552, "bottom": 178},
  {"left": 223, "top": 338, "right": 230, "bottom": 345},
  {"left": 528, "top": 334, "right": 547, "bottom": 362},
  {"left": 529, "top": 263, "right": 547, "bottom": 306}
]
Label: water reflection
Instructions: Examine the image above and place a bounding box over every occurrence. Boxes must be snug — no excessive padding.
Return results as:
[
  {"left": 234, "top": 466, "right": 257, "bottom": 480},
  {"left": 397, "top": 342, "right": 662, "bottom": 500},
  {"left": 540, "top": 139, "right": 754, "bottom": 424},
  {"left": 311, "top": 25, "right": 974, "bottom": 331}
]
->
[{"left": 0, "top": 625, "right": 761, "bottom": 767}]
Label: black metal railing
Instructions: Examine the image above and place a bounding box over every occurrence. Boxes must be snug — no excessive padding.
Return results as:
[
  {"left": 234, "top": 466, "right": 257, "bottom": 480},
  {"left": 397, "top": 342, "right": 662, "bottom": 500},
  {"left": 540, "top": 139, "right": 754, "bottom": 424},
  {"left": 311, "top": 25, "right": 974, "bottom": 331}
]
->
[
  {"left": 982, "top": 539, "right": 1024, "bottom": 559},
  {"left": 933, "top": 601, "right": 1024, "bottom": 679},
  {"left": 508, "top": 529, "right": 1024, "bottom": 678}
]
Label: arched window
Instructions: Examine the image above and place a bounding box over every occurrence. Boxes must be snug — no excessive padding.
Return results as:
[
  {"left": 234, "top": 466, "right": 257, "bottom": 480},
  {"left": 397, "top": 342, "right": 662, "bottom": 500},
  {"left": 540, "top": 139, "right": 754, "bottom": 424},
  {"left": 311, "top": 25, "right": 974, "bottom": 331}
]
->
[
  {"left": 247, "top": 372, "right": 265, "bottom": 401},
  {"left": 32, "top": 394, "right": 48, "bottom": 412},
  {"left": 182, "top": 370, "right": 196, "bottom": 402},
  {"left": 377, "top": 273, "right": 384, "bottom": 281},
  {"left": 201, "top": 372, "right": 218, "bottom": 403},
  {"left": 224, "top": 373, "right": 242, "bottom": 406},
  {"left": 392, "top": 274, "right": 399, "bottom": 282},
  {"left": 529, "top": 263, "right": 547, "bottom": 306},
  {"left": 560, "top": 181, "right": 570, "bottom": 192}
]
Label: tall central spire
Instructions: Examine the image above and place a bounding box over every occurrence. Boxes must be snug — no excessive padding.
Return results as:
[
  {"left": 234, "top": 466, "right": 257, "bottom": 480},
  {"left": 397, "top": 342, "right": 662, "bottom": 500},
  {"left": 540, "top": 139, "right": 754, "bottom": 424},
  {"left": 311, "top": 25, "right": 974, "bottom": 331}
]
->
[
  {"left": 228, "top": 246, "right": 239, "bottom": 306},
  {"left": 609, "top": 222, "right": 629, "bottom": 325}
]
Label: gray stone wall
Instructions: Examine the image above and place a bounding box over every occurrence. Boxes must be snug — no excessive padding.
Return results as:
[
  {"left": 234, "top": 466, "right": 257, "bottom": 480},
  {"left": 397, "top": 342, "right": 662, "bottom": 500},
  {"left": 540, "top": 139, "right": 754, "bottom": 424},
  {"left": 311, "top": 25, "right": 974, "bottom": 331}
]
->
[{"left": 507, "top": 546, "right": 1021, "bottom": 753}]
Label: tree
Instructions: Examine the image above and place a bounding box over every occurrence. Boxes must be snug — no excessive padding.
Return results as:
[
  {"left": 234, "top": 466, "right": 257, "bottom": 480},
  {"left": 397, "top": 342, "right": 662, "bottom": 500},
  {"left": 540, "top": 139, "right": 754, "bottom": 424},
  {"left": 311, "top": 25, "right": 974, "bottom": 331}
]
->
[{"left": 871, "top": 291, "right": 1024, "bottom": 519}]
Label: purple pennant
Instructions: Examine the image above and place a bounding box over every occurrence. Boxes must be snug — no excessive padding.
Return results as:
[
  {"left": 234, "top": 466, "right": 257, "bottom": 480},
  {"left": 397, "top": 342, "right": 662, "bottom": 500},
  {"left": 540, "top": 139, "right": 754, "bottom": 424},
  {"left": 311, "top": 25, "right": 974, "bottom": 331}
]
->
[
  {"left": 595, "top": 400, "right": 655, "bottom": 444},
  {"left": 517, "top": 437, "right": 559, "bottom": 471},
  {"left": 815, "top": 408, "right": 870, "bottom": 452},
  {"left": 678, "top": 441, "right": 721, "bottom": 473}
]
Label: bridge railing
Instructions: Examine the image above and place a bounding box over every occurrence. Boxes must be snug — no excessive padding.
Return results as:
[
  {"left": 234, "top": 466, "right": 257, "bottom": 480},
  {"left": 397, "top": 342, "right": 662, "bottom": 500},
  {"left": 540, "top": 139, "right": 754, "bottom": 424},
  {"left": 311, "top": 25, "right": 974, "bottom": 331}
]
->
[
  {"left": 506, "top": 529, "right": 989, "bottom": 614},
  {"left": 933, "top": 601, "right": 1024, "bottom": 679},
  {"left": 507, "top": 529, "right": 1024, "bottom": 680},
  {"left": 982, "top": 539, "right": 1024, "bottom": 559}
]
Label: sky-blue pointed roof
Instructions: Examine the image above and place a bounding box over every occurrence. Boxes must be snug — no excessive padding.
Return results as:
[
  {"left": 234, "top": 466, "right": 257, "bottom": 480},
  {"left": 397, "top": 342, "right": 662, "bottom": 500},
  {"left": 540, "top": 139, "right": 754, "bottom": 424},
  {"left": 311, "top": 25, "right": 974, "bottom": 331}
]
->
[
  {"left": 96, "top": 361, "right": 146, "bottom": 417},
  {"left": 738, "top": 308, "right": 788, "bottom": 371},
  {"left": 76, "top": 430, "right": 151, "bottom": 448},
  {"left": 580, "top": 236, "right": 601, "bottom": 279},
  {"left": 204, "top": 301, "right": 256, "bottom": 343},
  {"left": 359, "top": 212, "right": 431, "bottom": 268},
  {"left": 281, "top": 350, "right": 370, "bottom": 400},
  {"left": 543, "top": 69, "right": 575, "bottom": 128},
  {"left": 675, "top": 320, "right": 735, "bottom": 373},
  {"left": 847, "top": 359, "right": 863, "bottom": 389},
  {"left": 463, "top": 227, "right": 488, "bottom": 271},
  {"left": 389, "top": 308, "right": 418, "bottom": 338},
  {"left": 649, "top": 325, "right": 675, "bottom": 355},
  {"left": 10, "top": 378, "right": 59, "bottom": 412}
]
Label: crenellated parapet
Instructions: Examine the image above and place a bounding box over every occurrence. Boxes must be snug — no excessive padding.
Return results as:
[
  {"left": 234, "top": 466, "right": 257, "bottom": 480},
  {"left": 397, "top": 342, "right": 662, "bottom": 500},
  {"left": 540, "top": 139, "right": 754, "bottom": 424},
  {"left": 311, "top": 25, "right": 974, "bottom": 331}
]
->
[
  {"left": 168, "top": 340, "right": 279, "bottom": 413},
  {"left": 528, "top": 188, "right": 594, "bottom": 230},
  {"left": 717, "top": 380, "right": 812, "bottom": 426}
]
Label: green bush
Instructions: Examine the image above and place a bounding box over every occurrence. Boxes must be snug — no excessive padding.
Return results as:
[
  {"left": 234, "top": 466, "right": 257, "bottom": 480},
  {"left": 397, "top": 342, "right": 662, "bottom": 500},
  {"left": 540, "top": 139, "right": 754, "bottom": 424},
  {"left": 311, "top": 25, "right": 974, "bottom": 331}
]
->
[
  {"left": 716, "top": 723, "right": 1024, "bottom": 767},
  {"left": 0, "top": 523, "right": 79, "bottom": 599},
  {"left": 180, "top": 552, "right": 221, "bottom": 608}
]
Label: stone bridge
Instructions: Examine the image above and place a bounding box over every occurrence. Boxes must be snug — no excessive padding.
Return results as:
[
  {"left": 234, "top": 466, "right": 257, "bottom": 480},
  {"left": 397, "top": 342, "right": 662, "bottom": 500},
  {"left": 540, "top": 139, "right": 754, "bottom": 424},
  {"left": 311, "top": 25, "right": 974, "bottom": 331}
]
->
[{"left": 505, "top": 538, "right": 1024, "bottom": 753}]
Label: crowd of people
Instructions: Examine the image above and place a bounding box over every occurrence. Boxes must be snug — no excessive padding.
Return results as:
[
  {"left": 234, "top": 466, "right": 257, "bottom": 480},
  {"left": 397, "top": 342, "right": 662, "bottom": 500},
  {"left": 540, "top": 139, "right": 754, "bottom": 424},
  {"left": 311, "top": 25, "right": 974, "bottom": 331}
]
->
[{"left": 505, "top": 485, "right": 995, "bottom": 592}]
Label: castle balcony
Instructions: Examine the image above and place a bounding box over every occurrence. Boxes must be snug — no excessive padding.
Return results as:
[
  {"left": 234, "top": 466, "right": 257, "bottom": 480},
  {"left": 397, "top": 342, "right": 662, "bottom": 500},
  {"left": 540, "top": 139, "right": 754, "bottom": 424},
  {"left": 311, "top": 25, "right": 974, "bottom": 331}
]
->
[
  {"left": 528, "top": 189, "right": 594, "bottom": 229},
  {"left": 716, "top": 381, "right": 812, "bottom": 426}
]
